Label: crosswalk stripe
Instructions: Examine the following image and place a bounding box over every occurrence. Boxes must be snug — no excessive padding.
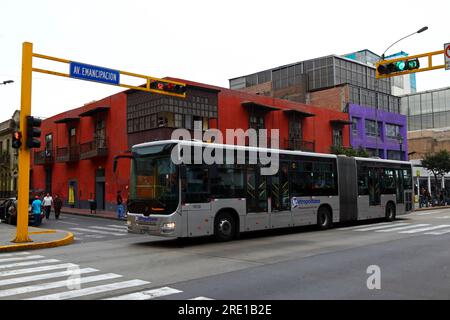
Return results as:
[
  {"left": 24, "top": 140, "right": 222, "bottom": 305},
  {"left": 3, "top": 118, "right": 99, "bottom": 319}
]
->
[
  {"left": 375, "top": 224, "right": 430, "bottom": 233},
  {"left": 69, "top": 228, "right": 126, "bottom": 236},
  {"left": 104, "top": 286, "right": 181, "bottom": 300},
  {"left": 106, "top": 225, "right": 128, "bottom": 230},
  {"left": 0, "top": 263, "right": 75, "bottom": 277},
  {"left": 424, "top": 229, "right": 450, "bottom": 235},
  {"left": 337, "top": 222, "right": 393, "bottom": 231},
  {"left": 84, "top": 235, "right": 105, "bottom": 239},
  {"left": 0, "top": 259, "right": 61, "bottom": 271},
  {"left": 27, "top": 279, "right": 149, "bottom": 300},
  {"left": 0, "top": 273, "right": 122, "bottom": 298},
  {"left": 89, "top": 226, "right": 127, "bottom": 233},
  {"left": 189, "top": 297, "right": 214, "bottom": 300},
  {"left": 0, "top": 255, "right": 45, "bottom": 264},
  {"left": 399, "top": 225, "right": 450, "bottom": 234},
  {"left": 0, "top": 252, "right": 30, "bottom": 258},
  {"left": 0, "top": 268, "right": 98, "bottom": 287},
  {"left": 355, "top": 223, "right": 408, "bottom": 232}
]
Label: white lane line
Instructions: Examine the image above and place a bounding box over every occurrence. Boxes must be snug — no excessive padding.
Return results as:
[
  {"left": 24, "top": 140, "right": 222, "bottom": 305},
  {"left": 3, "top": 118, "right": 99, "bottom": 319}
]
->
[
  {"left": 0, "top": 259, "right": 61, "bottom": 271},
  {"left": 27, "top": 279, "right": 149, "bottom": 300},
  {"left": 57, "top": 221, "right": 79, "bottom": 226},
  {"left": 106, "top": 225, "right": 128, "bottom": 230},
  {"left": 355, "top": 223, "right": 409, "bottom": 232},
  {"left": 400, "top": 225, "right": 450, "bottom": 234},
  {"left": 0, "top": 255, "right": 45, "bottom": 264},
  {"left": 424, "top": 228, "right": 450, "bottom": 235},
  {"left": 104, "top": 286, "right": 181, "bottom": 300},
  {"left": 0, "top": 263, "right": 75, "bottom": 277},
  {"left": 89, "top": 226, "right": 127, "bottom": 233},
  {"left": 0, "top": 268, "right": 98, "bottom": 287},
  {"left": 0, "top": 273, "right": 122, "bottom": 298},
  {"left": 337, "top": 222, "right": 393, "bottom": 231},
  {"left": 435, "top": 216, "right": 450, "bottom": 219},
  {"left": 0, "top": 252, "right": 30, "bottom": 258},
  {"left": 69, "top": 228, "right": 126, "bottom": 236},
  {"left": 189, "top": 296, "right": 214, "bottom": 300},
  {"left": 84, "top": 235, "right": 105, "bottom": 239},
  {"left": 416, "top": 212, "right": 436, "bottom": 216},
  {"left": 375, "top": 224, "right": 430, "bottom": 233}
]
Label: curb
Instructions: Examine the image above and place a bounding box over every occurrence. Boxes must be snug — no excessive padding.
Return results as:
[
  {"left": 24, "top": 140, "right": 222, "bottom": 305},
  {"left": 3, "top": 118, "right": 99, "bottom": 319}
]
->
[
  {"left": 414, "top": 205, "right": 450, "bottom": 212},
  {"left": 61, "top": 210, "right": 124, "bottom": 221},
  {"left": 0, "top": 230, "right": 74, "bottom": 253}
]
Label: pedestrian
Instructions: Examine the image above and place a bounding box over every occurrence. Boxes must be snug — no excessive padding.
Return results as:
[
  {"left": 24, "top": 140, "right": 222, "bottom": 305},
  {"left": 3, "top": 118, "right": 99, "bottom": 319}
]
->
[
  {"left": 54, "top": 194, "right": 63, "bottom": 219},
  {"left": 42, "top": 193, "right": 53, "bottom": 219},
  {"left": 31, "top": 195, "right": 42, "bottom": 227},
  {"left": 117, "top": 190, "right": 124, "bottom": 220}
]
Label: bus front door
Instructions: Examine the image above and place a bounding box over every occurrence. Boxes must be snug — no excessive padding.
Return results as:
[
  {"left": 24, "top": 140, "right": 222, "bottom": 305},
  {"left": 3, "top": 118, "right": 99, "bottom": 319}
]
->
[{"left": 245, "top": 166, "right": 269, "bottom": 231}]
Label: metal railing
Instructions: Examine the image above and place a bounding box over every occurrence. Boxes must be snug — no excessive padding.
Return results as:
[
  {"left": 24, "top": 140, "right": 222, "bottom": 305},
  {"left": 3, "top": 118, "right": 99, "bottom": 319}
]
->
[
  {"left": 33, "top": 150, "right": 54, "bottom": 165},
  {"left": 284, "top": 138, "right": 315, "bottom": 152},
  {"left": 80, "top": 139, "right": 108, "bottom": 159},
  {"left": 56, "top": 146, "right": 80, "bottom": 162}
]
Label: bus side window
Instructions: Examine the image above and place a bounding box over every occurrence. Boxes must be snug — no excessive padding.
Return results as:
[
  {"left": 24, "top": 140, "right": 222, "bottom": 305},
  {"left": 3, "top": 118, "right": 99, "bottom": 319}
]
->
[
  {"left": 358, "top": 167, "right": 369, "bottom": 196},
  {"left": 185, "top": 166, "right": 210, "bottom": 203}
]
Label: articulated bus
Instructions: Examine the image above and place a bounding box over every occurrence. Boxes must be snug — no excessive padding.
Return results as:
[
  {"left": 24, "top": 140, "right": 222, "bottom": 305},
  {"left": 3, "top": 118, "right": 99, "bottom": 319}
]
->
[{"left": 117, "top": 140, "right": 413, "bottom": 241}]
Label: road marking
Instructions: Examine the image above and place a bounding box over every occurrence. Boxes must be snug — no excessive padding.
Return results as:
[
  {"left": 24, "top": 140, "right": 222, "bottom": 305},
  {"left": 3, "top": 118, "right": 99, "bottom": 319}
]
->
[
  {"left": 84, "top": 234, "right": 105, "bottom": 239},
  {"left": 189, "top": 296, "right": 214, "bottom": 300},
  {"left": 69, "top": 227, "right": 126, "bottom": 236},
  {"left": 0, "top": 259, "right": 61, "bottom": 271},
  {"left": 399, "top": 225, "right": 450, "bottom": 234},
  {"left": 337, "top": 222, "right": 393, "bottom": 231},
  {"left": 355, "top": 223, "right": 408, "bottom": 232},
  {"left": 0, "top": 263, "right": 76, "bottom": 277},
  {"left": 375, "top": 224, "right": 430, "bottom": 233},
  {"left": 0, "top": 273, "right": 122, "bottom": 298},
  {"left": 27, "top": 279, "right": 149, "bottom": 300},
  {"left": 424, "top": 228, "right": 450, "bottom": 235},
  {"left": 106, "top": 225, "right": 128, "bottom": 230},
  {"left": 0, "top": 255, "right": 45, "bottom": 264},
  {"left": 435, "top": 216, "right": 450, "bottom": 219},
  {"left": 104, "top": 286, "right": 181, "bottom": 300},
  {"left": 58, "top": 221, "right": 79, "bottom": 226},
  {"left": 89, "top": 226, "right": 127, "bottom": 233},
  {"left": 0, "top": 268, "right": 98, "bottom": 287},
  {"left": 0, "top": 252, "right": 30, "bottom": 258},
  {"left": 416, "top": 212, "right": 436, "bottom": 216}
]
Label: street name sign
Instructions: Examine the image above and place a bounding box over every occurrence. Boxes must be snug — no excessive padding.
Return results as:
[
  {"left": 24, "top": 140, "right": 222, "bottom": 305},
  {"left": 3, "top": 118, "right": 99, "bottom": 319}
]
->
[
  {"left": 70, "top": 62, "right": 120, "bottom": 85},
  {"left": 445, "top": 43, "right": 450, "bottom": 70}
]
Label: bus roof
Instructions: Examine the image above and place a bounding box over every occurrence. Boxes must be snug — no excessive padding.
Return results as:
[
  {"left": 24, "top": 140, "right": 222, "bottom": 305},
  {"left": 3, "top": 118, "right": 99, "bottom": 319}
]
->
[{"left": 132, "top": 139, "right": 412, "bottom": 165}]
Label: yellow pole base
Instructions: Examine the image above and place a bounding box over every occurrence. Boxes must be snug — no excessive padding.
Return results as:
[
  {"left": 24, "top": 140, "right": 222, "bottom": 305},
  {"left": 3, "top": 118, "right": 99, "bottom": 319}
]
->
[{"left": 11, "top": 234, "right": 33, "bottom": 243}]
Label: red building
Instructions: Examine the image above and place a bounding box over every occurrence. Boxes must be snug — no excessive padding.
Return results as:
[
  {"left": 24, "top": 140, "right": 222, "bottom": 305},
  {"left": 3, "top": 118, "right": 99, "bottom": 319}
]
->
[{"left": 31, "top": 78, "right": 350, "bottom": 210}]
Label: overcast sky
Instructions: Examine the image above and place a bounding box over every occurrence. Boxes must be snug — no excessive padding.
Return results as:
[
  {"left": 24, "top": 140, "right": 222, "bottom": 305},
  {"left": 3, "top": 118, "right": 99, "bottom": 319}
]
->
[{"left": 0, "top": 0, "right": 449, "bottom": 120}]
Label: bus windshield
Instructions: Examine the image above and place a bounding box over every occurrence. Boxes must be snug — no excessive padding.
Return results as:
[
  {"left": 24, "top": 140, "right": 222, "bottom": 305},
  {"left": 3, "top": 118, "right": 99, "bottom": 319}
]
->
[{"left": 129, "top": 145, "right": 178, "bottom": 215}]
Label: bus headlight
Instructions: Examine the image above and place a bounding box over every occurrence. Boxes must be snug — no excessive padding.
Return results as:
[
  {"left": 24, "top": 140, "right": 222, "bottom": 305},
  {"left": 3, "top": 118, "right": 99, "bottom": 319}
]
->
[{"left": 162, "top": 222, "right": 176, "bottom": 231}]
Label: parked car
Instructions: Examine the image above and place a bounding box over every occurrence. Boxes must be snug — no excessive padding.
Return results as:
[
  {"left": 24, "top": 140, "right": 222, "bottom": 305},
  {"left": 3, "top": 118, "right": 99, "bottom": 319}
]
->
[
  {"left": 1, "top": 198, "right": 44, "bottom": 226},
  {"left": 0, "top": 198, "right": 16, "bottom": 223}
]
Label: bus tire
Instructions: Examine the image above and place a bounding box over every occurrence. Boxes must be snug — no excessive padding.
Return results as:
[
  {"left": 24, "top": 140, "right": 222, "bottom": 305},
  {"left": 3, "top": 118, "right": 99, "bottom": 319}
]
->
[
  {"left": 214, "top": 211, "right": 236, "bottom": 242},
  {"left": 317, "top": 206, "right": 332, "bottom": 230},
  {"left": 385, "top": 202, "right": 396, "bottom": 221}
]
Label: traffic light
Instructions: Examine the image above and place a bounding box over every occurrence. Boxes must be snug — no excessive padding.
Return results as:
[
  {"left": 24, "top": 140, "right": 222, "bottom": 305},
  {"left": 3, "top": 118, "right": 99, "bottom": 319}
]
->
[
  {"left": 12, "top": 131, "right": 22, "bottom": 149},
  {"left": 149, "top": 80, "right": 187, "bottom": 96},
  {"left": 25, "top": 116, "right": 42, "bottom": 149},
  {"left": 377, "top": 58, "right": 420, "bottom": 75}
]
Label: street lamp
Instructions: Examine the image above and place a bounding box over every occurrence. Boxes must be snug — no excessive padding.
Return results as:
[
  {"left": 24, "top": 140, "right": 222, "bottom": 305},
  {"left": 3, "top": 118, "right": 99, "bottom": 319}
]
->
[
  {"left": 381, "top": 26, "right": 428, "bottom": 60},
  {"left": 1, "top": 80, "right": 14, "bottom": 85},
  {"left": 397, "top": 133, "right": 404, "bottom": 161}
]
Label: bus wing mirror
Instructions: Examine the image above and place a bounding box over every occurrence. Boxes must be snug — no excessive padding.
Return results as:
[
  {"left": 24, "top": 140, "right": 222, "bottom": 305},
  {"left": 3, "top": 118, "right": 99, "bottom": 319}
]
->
[{"left": 113, "top": 155, "right": 134, "bottom": 173}]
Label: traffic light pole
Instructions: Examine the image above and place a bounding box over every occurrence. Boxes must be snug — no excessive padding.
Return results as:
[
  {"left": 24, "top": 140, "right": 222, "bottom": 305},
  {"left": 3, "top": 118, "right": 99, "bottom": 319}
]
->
[{"left": 13, "top": 42, "right": 33, "bottom": 243}]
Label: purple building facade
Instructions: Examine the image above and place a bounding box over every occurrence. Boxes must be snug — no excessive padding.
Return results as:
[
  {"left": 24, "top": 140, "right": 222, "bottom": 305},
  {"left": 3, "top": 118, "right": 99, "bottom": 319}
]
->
[{"left": 349, "top": 104, "right": 407, "bottom": 160}]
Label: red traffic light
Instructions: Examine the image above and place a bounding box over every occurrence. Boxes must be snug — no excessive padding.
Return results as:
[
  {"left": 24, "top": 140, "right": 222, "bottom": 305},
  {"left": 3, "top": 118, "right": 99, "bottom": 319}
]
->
[
  {"left": 150, "top": 80, "right": 187, "bottom": 96},
  {"left": 12, "top": 131, "right": 22, "bottom": 149}
]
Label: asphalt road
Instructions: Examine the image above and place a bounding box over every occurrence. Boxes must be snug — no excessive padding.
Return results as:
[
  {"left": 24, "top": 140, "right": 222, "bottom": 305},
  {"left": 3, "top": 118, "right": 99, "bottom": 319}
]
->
[{"left": 0, "top": 208, "right": 450, "bottom": 300}]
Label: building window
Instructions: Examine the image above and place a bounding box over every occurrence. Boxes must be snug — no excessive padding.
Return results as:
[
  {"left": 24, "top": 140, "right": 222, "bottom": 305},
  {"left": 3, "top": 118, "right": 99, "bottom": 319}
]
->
[
  {"left": 365, "top": 119, "right": 380, "bottom": 137},
  {"left": 249, "top": 114, "right": 265, "bottom": 130},
  {"left": 174, "top": 114, "right": 183, "bottom": 128},
  {"left": 351, "top": 117, "right": 359, "bottom": 135},
  {"left": 332, "top": 128, "right": 343, "bottom": 146},
  {"left": 386, "top": 124, "right": 401, "bottom": 139},
  {"left": 45, "top": 134, "right": 53, "bottom": 157}
]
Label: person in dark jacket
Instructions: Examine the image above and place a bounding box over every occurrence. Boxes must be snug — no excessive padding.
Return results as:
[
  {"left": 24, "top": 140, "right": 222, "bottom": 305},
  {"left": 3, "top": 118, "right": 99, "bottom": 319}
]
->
[{"left": 53, "top": 195, "right": 63, "bottom": 219}]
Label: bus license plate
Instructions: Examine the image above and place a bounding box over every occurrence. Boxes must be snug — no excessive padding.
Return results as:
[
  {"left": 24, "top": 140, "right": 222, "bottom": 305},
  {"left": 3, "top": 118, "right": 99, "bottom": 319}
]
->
[{"left": 137, "top": 216, "right": 157, "bottom": 223}]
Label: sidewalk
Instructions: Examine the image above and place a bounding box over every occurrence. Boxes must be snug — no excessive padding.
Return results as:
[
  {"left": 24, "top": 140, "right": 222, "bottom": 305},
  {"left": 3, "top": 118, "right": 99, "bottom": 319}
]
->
[
  {"left": 60, "top": 206, "right": 124, "bottom": 221},
  {"left": 0, "top": 222, "right": 74, "bottom": 253},
  {"left": 414, "top": 204, "right": 450, "bottom": 211}
]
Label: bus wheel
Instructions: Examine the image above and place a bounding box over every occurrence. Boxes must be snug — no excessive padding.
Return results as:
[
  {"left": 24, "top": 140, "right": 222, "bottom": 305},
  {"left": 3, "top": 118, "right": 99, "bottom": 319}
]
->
[
  {"left": 317, "top": 206, "right": 332, "bottom": 230},
  {"left": 385, "top": 202, "right": 396, "bottom": 221},
  {"left": 214, "top": 212, "right": 235, "bottom": 242}
]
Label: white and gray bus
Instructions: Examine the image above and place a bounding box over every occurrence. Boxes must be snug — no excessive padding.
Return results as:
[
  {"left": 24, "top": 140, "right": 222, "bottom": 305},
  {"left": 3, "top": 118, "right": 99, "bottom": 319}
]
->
[{"left": 116, "top": 140, "right": 414, "bottom": 241}]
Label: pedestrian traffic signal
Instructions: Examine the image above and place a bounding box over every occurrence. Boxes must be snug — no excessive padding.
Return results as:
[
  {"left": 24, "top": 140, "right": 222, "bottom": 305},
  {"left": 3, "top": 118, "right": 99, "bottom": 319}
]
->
[
  {"left": 12, "top": 131, "right": 22, "bottom": 149},
  {"left": 149, "top": 80, "right": 187, "bottom": 97},
  {"left": 377, "top": 58, "right": 420, "bottom": 76},
  {"left": 26, "top": 116, "right": 42, "bottom": 149}
]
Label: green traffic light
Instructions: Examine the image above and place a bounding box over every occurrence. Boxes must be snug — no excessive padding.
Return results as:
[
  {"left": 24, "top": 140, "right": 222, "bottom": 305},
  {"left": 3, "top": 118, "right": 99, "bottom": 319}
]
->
[
  {"left": 407, "top": 59, "right": 420, "bottom": 70},
  {"left": 395, "top": 61, "right": 406, "bottom": 71}
]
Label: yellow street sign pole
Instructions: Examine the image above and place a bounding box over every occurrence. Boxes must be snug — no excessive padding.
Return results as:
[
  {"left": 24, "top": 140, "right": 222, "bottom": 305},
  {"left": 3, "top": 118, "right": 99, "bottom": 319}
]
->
[{"left": 13, "top": 42, "right": 33, "bottom": 243}]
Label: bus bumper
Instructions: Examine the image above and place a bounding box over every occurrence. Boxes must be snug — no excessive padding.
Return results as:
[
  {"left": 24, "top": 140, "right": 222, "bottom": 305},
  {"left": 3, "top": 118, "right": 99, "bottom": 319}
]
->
[{"left": 127, "top": 213, "right": 178, "bottom": 238}]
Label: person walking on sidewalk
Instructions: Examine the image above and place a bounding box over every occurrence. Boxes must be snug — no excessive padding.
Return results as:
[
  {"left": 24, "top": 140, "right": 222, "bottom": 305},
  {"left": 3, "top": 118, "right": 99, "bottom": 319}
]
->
[
  {"left": 42, "top": 193, "right": 53, "bottom": 219},
  {"left": 31, "top": 196, "right": 42, "bottom": 227},
  {"left": 54, "top": 194, "right": 63, "bottom": 219},
  {"left": 117, "top": 190, "right": 124, "bottom": 220}
]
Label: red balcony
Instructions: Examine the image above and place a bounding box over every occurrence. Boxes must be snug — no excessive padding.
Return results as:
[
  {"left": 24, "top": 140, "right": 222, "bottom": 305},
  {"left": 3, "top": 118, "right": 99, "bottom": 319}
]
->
[
  {"left": 284, "top": 138, "right": 315, "bottom": 152},
  {"left": 56, "top": 146, "right": 80, "bottom": 162},
  {"left": 33, "top": 150, "right": 54, "bottom": 165},
  {"left": 80, "top": 139, "right": 108, "bottom": 160}
]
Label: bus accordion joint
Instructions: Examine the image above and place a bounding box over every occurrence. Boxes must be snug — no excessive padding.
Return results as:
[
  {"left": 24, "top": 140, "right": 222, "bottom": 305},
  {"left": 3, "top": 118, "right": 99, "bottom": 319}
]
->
[{"left": 113, "top": 153, "right": 134, "bottom": 173}]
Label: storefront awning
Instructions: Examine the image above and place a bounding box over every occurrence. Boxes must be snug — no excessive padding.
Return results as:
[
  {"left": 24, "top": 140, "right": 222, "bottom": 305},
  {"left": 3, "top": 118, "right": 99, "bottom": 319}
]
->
[
  {"left": 283, "top": 109, "right": 315, "bottom": 118},
  {"left": 79, "top": 106, "right": 110, "bottom": 117},
  {"left": 54, "top": 117, "right": 80, "bottom": 124},
  {"left": 241, "top": 101, "right": 279, "bottom": 112}
]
